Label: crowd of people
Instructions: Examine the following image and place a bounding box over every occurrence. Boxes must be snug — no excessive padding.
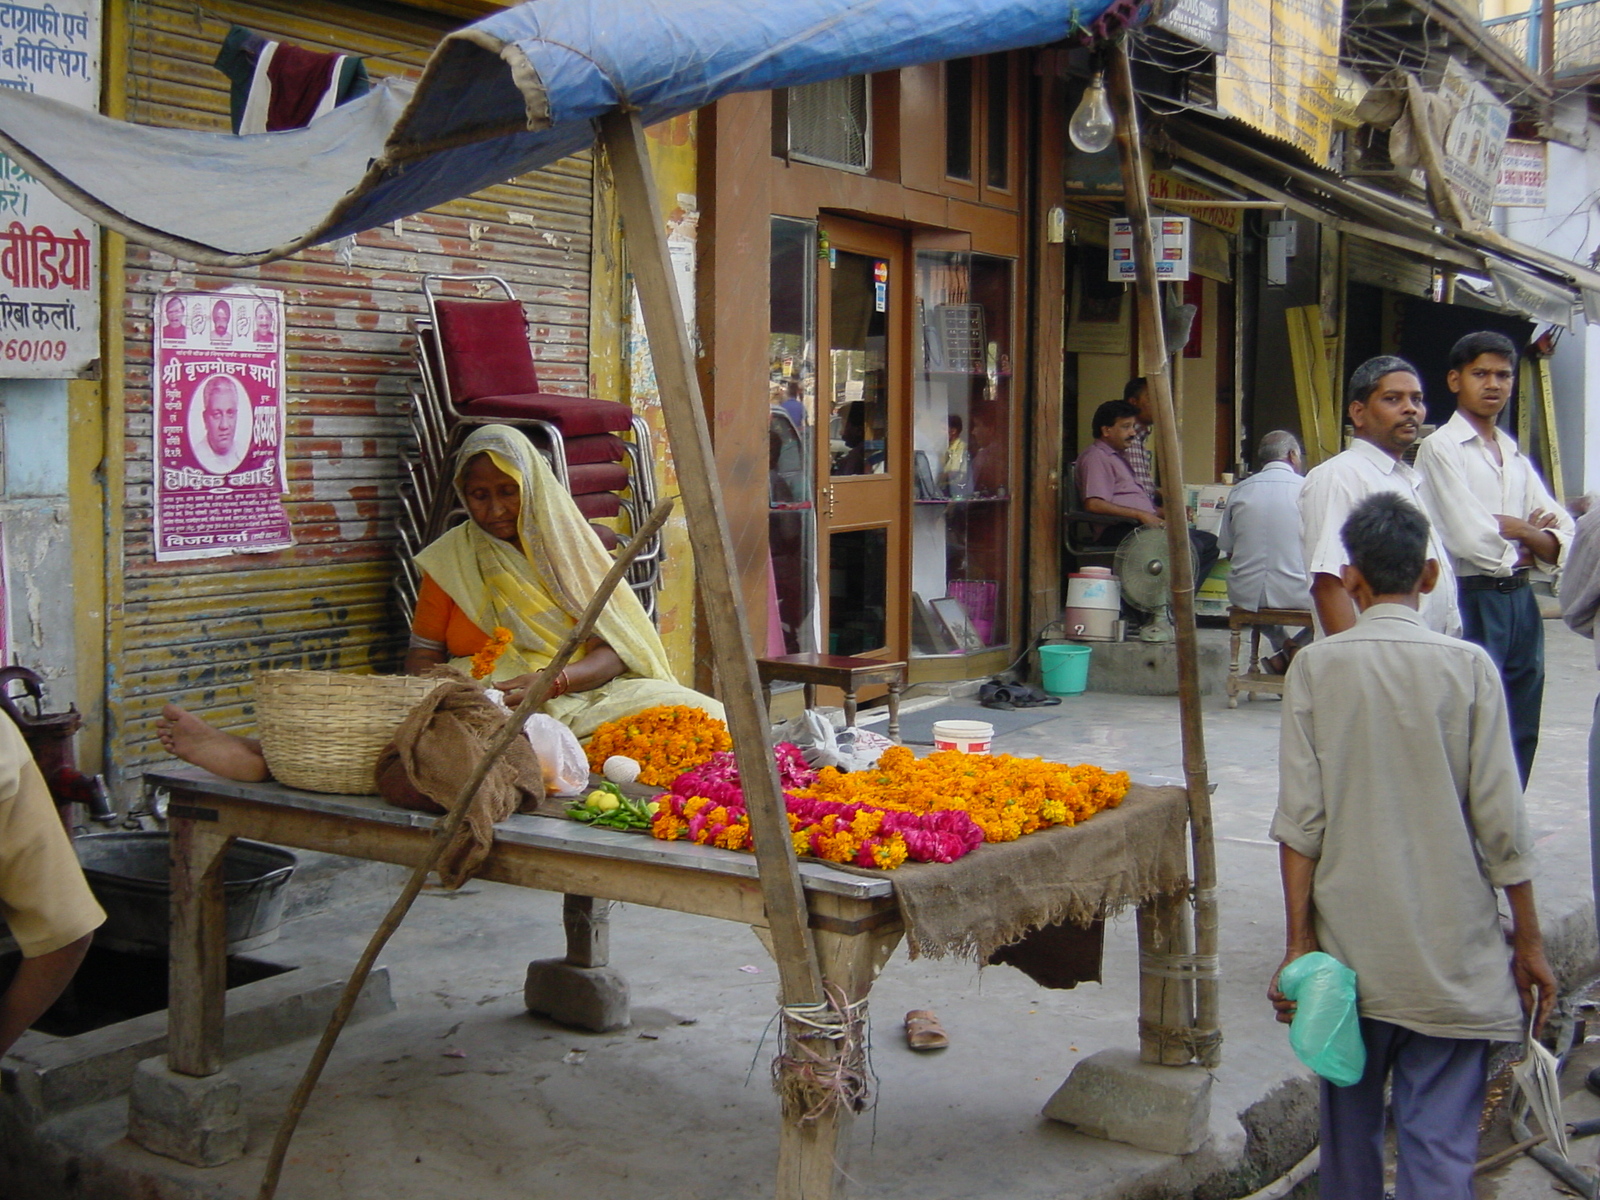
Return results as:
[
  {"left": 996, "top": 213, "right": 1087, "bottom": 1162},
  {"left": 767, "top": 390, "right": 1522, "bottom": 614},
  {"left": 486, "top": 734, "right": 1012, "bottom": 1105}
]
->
[{"left": 1077, "top": 332, "right": 1574, "bottom": 1195}]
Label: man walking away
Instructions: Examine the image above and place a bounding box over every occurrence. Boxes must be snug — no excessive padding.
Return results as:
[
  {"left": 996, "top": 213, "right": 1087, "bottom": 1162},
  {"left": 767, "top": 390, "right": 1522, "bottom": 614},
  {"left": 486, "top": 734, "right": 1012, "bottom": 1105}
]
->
[
  {"left": 1269, "top": 493, "right": 1553, "bottom": 1200},
  {"left": 1560, "top": 497, "right": 1600, "bottom": 944},
  {"left": 1217, "top": 430, "right": 1311, "bottom": 674},
  {"left": 1299, "top": 356, "right": 1459, "bottom": 637},
  {"left": 1416, "top": 331, "right": 1571, "bottom": 785}
]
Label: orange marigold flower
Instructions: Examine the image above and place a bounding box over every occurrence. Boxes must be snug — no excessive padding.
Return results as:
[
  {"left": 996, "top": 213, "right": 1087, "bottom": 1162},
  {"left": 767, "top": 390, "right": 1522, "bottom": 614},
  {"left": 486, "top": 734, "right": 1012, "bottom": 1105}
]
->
[{"left": 470, "top": 626, "right": 515, "bottom": 680}]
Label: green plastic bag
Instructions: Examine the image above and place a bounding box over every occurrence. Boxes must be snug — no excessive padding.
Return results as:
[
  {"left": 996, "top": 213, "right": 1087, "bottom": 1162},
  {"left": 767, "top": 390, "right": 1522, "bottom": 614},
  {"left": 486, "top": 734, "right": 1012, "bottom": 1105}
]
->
[{"left": 1278, "top": 952, "right": 1365, "bottom": 1088}]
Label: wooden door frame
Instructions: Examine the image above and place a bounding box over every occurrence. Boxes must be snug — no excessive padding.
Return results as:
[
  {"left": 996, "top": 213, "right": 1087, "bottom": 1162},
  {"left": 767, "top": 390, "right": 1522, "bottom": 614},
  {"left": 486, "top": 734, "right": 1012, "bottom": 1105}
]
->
[{"left": 815, "top": 215, "right": 911, "bottom": 668}]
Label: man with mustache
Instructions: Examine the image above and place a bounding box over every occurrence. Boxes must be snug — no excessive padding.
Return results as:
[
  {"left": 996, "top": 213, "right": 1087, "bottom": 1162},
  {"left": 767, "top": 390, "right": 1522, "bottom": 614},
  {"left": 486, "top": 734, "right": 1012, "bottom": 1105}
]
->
[
  {"left": 1298, "top": 356, "right": 1459, "bottom": 637},
  {"left": 1416, "top": 331, "right": 1571, "bottom": 786}
]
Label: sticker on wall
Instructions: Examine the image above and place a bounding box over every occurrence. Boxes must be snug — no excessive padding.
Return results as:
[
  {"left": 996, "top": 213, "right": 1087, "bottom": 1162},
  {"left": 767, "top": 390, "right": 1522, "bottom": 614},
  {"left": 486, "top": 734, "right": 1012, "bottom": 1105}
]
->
[{"left": 874, "top": 282, "right": 887, "bottom": 312}]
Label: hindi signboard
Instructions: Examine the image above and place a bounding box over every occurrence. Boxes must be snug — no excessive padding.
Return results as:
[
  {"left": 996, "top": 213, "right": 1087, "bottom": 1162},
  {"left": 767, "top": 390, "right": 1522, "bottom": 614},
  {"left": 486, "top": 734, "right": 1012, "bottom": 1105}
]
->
[
  {"left": 1495, "top": 138, "right": 1547, "bottom": 208},
  {"left": 1440, "top": 59, "right": 1510, "bottom": 226},
  {"left": 1216, "top": 0, "right": 1341, "bottom": 165},
  {"left": 1109, "top": 217, "right": 1191, "bottom": 283},
  {"left": 152, "top": 289, "right": 293, "bottom": 562},
  {"left": 0, "top": 1, "right": 99, "bottom": 378}
]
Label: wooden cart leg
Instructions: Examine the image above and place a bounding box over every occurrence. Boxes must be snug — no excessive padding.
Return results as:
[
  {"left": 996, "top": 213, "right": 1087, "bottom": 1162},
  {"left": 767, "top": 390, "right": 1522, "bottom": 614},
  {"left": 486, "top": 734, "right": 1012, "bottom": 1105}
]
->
[
  {"left": 775, "top": 914, "right": 904, "bottom": 1200},
  {"left": 525, "top": 894, "right": 629, "bottom": 1032},
  {"left": 1136, "top": 890, "right": 1195, "bottom": 1066},
  {"left": 169, "top": 820, "right": 234, "bottom": 1077},
  {"left": 563, "top": 893, "right": 611, "bottom": 968}
]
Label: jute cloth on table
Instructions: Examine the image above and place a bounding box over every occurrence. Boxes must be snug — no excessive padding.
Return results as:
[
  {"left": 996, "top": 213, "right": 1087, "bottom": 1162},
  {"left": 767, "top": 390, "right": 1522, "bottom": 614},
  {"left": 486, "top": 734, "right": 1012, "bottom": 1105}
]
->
[
  {"left": 843, "top": 783, "right": 1190, "bottom": 962},
  {"left": 375, "top": 676, "right": 549, "bottom": 888}
]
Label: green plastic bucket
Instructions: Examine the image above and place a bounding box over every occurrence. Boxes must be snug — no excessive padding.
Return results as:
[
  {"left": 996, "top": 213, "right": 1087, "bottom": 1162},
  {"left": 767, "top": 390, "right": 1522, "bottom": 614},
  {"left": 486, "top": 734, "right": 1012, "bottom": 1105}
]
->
[{"left": 1039, "top": 643, "right": 1091, "bottom": 696}]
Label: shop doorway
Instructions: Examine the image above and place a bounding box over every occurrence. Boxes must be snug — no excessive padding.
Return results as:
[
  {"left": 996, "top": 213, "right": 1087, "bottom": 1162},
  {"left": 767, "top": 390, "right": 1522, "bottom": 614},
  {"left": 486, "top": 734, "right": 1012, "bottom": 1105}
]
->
[{"left": 815, "top": 217, "right": 908, "bottom": 663}]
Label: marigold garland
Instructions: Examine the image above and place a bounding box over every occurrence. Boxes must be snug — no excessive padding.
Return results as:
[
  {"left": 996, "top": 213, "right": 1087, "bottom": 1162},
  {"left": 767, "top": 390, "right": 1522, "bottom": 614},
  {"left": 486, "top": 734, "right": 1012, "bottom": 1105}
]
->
[
  {"left": 648, "top": 743, "right": 1130, "bottom": 870},
  {"left": 470, "top": 626, "right": 514, "bottom": 680},
  {"left": 584, "top": 705, "right": 732, "bottom": 787}
]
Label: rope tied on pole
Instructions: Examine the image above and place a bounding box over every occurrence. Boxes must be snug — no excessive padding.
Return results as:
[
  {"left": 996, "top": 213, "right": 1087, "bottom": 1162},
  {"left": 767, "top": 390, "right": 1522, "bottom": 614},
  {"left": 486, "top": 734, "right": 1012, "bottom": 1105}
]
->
[{"left": 772, "top": 982, "right": 873, "bottom": 1123}]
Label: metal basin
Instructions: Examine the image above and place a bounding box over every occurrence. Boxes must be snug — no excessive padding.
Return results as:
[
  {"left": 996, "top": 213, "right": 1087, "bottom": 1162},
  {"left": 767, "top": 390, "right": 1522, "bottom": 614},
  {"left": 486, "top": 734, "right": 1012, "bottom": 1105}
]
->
[{"left": 74, "top": 832, "right": 297, "bottom": 956}]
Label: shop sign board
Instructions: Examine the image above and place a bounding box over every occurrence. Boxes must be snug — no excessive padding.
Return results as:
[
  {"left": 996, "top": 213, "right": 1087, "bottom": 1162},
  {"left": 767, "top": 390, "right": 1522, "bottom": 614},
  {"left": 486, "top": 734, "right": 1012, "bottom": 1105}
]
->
[
  {"left": 1155, "top": 0, "right": 1227, "bottom": 54},
  {"left": 1109, "top": 217, "right": 1191, "bottom": 283},
  {"left": 1150, "top": 172, "right": 1242, "bottom": 234},
  {"left": 1216, "top": 0, "right": 1341, "bottom": 165},
  {"left": 152, "top": 288, "right": 294, "bottom": 561},
  {"left": 1440, "top": 60, "right": 1510, "bottom": 226},
  {"left": 1495, "top": 139, "right": 1547, "bottom": 208},
  {"left": 1488, "top": 264, "right": 1575, "bottom": 330},
  {"left": 0, "top": 1, "right": 99, "bottom": 378}
]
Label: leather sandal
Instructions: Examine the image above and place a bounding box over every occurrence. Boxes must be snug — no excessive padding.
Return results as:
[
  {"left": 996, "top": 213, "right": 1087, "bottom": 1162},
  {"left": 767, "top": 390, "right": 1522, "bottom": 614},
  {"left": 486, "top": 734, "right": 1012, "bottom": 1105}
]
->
[{"left": 905, "top": 1009, "right": 949, "bottom": 1051}]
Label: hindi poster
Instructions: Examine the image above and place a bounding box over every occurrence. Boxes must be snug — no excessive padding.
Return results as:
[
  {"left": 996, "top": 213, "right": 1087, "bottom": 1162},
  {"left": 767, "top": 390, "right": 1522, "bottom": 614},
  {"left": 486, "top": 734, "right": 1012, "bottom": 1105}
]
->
[
  {"left": 0, "top": 0, "right": 99, "bottom": 377},
  {"left": 152, "top": 289, "right": 293, "bottom": 562}
]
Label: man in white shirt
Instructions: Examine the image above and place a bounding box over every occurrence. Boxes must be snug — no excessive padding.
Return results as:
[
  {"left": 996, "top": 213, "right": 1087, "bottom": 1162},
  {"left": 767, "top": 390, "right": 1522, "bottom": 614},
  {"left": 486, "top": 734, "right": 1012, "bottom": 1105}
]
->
[
  {"left": 1299, "top": 355, "right": 1460, "bottom": 638},
  {"left": 1416, "top": 331, "right": 1571, "bottom": 785},
  {"left": 1218, "top": 430, "right": 1311, "bottom": 673}
]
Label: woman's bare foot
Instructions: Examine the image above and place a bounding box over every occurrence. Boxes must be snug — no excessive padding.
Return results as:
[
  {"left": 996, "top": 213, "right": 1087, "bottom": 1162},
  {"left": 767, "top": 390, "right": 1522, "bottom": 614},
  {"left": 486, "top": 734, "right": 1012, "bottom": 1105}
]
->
[{"left": 155, "top": 704, "right": 271, "bottom": 782}]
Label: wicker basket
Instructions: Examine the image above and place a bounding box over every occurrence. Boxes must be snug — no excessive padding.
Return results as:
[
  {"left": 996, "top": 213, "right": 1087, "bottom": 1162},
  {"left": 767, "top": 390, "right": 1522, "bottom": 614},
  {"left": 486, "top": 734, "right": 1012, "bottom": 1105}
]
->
[{"left": 255, "top": 671, "right": 445, "bottom": 795}]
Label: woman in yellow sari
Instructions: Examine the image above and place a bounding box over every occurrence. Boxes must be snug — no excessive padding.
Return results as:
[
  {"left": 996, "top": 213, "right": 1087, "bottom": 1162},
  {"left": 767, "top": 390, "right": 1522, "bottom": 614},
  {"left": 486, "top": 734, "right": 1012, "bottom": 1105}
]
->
[
  {"left": 156, "top": 424, "right": 719, "bottom": 780},
  {"left": 403, "top": 424, "right": 721, "bottom": 739}
]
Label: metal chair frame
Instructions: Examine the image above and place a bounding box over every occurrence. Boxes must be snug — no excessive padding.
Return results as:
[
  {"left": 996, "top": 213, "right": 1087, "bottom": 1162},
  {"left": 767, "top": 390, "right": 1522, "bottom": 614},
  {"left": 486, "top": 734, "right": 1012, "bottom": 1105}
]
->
[{"left": 396, "top": 274, "right": 662, "bottom": 624}]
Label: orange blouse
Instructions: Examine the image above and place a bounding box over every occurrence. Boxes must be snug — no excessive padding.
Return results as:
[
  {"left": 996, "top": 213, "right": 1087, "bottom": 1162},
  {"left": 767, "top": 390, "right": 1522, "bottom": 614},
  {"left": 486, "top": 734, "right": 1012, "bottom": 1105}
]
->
[{"left": 410, "top": 574, "right": 491, "bottom": 659}]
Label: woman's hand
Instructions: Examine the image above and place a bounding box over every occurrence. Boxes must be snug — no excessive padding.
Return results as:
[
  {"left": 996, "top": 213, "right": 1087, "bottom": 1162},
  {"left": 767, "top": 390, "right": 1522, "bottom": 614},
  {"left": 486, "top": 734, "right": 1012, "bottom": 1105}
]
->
[{"left": 499, "top": 640, "right": 628, "bottom": 706}]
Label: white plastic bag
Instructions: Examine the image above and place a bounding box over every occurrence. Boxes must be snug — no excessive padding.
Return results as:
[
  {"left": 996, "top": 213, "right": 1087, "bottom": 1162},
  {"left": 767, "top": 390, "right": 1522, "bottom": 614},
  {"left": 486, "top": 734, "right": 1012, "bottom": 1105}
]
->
[
  {"left": 774, "top": 709, "right": 891, "bottom": 773},
  {"left": 522, "top": 713, "right": 589, "bottom": 797}
]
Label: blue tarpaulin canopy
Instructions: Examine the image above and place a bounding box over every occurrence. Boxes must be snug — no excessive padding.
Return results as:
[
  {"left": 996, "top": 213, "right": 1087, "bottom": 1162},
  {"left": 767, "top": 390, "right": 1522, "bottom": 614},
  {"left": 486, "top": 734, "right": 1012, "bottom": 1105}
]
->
[{"left": 0, "top": 0, "right": 1126, "bottom": 264}]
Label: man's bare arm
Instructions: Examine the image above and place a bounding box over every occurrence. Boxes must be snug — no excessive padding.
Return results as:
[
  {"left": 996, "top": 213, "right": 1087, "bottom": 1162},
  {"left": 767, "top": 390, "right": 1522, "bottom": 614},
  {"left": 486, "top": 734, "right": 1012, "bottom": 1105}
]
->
[
  {"left": 1267, "top": 843, "right": 1319, "bottom": 1024},
  {"left": 1504, "top": 880, "right": 1556, "bottom": 1036},
  {"left": 0, "top": 934, "right": 91, "bottom": 1057},
  {"left": 1310, "top": 573, "right": 1356, "bottom": 635}
]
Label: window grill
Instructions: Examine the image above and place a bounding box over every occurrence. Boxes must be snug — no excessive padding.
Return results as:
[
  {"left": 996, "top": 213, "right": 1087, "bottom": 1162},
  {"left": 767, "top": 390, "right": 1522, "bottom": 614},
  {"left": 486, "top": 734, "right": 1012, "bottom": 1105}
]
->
[{"left": 787, "top": 76, "right": 871, "bottom": 172}]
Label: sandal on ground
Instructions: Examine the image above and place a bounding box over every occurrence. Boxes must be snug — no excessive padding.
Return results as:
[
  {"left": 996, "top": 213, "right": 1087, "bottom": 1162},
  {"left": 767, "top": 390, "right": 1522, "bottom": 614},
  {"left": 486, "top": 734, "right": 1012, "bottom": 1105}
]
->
[
  {"left": 905, "top": 1009, "right": 949, "bottom": 1051},
  {"left": 1262, "top": 651, "right": 1291, "bottom": 677},
  {"left": 1007, "top": 683, "right": 1062, "bottom": 708}
]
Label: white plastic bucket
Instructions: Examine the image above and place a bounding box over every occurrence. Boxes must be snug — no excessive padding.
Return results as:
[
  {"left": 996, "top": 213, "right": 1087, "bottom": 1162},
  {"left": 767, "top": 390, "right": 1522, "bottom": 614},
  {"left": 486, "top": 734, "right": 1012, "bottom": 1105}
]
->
[{"left": 933, "top": 719, "right": 994, "bottom": 755}]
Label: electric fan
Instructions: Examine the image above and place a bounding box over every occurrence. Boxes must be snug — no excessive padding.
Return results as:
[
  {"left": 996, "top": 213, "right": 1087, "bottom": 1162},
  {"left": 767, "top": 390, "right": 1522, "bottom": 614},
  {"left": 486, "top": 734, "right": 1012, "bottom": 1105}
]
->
[{"left": 1112, "top": 526, "right": 1196, "bottom": 644}]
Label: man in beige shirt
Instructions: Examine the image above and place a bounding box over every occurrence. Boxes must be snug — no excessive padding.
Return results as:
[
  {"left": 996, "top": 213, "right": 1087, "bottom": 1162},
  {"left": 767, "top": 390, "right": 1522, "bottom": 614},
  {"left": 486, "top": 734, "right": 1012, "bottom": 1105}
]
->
[
  {"left": 0, "top": 711, "right": 104, "bottom": 1057},
  {"left": 1269, "top": 493, "right": 1552, "bottom": 1198}
]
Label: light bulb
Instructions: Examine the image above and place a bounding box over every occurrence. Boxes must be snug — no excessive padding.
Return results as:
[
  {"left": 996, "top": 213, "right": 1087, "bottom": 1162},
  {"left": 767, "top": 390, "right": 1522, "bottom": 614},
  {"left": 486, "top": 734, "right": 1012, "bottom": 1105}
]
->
[{"left": 1068, "top": 73, "right": 1115, "bottom": 154}]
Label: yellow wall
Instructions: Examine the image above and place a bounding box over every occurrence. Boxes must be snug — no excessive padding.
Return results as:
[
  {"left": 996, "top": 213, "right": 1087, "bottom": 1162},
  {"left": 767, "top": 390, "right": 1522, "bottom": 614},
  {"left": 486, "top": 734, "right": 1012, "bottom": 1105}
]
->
[
  {"left": 591, "top": 115, "right": 700, "bottom": 683},
  {"left": 1178, "top": 276, "right": 1220, "bottom": 484}
]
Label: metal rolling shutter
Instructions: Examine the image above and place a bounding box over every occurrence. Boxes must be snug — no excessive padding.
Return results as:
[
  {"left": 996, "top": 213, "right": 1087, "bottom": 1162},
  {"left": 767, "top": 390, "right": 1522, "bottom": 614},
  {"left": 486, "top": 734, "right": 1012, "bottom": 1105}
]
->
[{"left": 112, "top": 0, "right": 593, "bottom": 774}]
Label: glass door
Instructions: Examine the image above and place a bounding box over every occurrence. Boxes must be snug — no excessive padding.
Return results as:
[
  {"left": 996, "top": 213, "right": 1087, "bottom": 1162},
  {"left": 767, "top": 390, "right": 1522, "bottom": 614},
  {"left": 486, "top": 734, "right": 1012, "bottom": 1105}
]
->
[{"left": 816, "top": 218, "right": 906, "bottom": 662}]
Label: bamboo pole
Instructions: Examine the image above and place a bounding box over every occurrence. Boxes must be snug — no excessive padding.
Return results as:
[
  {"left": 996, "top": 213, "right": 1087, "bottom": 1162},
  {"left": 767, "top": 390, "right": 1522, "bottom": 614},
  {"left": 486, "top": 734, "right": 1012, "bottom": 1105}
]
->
[
  {"left": 597, "top": 109, "right": 825, "bottom": 1012},
  {"left": 256, "top": 500, "right": 675, "bottom": 1200},
  {"left": 1105, "top": 42, "right": 1221, "bottom": 1066}
]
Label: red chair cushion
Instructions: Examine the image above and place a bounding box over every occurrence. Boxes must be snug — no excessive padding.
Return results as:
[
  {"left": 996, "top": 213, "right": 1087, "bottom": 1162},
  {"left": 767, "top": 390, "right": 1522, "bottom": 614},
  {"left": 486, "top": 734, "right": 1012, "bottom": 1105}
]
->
[
  {"left": 565, "top": 462, "right": 631, "bottom": 495},
  {"left": 573, "top": 492, "right": 622, "bottom": 520},
  {"left": 459, "top": 393, "right": 633, "bottom": 437},
  {"left": 563, "top": 434, "right": 627, "bottom": 465},
  {"left": 433, "top": 298, "right": 541, "bottom": 403},
  {"left": 589, "top": 523, "right": 621, "bottom": 550}
]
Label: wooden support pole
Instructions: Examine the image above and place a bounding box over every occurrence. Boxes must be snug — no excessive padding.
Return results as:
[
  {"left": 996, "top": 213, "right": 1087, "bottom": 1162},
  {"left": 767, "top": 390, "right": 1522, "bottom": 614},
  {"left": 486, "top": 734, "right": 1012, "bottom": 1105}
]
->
[
  {"left": 598, "top": 109, "right": 824, "bottom": 1018},
  {"left": 1106, "top": 42, "right": 1221, "bottom": 1067},
  {"left": 167, "top": 821, "right": 233, "bottom": 1077}
]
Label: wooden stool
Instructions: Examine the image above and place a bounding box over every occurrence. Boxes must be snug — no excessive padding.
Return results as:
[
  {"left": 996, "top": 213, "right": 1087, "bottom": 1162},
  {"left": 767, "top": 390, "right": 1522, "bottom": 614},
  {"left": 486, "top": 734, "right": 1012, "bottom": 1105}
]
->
[
  {"left": 1226, "top": 606, "right": 1315, "bottom": 708},
  {"left": 756, "top": 653, "right": 906, "bottom": 742}
]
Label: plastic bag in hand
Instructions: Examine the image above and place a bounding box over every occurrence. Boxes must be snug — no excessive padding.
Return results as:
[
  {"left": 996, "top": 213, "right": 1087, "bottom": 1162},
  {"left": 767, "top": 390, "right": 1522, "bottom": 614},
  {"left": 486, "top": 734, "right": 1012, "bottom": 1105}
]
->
[{"left": 1278, "top": 951, "right": 1365, "bottom": 1088}]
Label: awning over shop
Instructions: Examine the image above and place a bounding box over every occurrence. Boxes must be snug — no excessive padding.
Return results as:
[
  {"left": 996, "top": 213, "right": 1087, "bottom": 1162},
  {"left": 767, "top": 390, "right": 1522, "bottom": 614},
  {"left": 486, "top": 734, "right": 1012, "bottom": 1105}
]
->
[
  {"left": 0, "top": 0, "right": 1122, "bottom": 265},
  {"left": 1163, "top": 117, "right": 1600, "bottom": 329}
]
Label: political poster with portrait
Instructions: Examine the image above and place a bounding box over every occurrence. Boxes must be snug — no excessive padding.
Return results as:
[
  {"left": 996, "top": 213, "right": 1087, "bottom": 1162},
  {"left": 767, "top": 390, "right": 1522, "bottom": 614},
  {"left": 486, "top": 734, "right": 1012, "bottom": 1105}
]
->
[
  {"left": 152, "top": 289, "right": 292, "bottom": 562},
  {"left": 0, "top": 0, "right": 100, "bottom": 377}
]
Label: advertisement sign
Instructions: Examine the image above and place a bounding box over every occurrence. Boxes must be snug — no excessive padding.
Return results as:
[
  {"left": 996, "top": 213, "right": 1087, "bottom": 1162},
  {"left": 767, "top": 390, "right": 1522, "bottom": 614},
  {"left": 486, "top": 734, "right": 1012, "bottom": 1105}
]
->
[
  {"left": 0, "top": 1, "right": 99, "bottom": 378},
  {"left": 1440, "top": 59, "right": 1510, "bottom": 226},
  {"left": 152, "top": 289, "right": 293, "bottom": 562},
  {"left": 1109, "top": 217, "right": 1191, "bottom": 283},
  {"left": 1495, "top": 139, "right": 1547, "bottom": 208},
  {"left": 1155, "top": 0, "right": 1227, "bottom": 55},
  {"left": 1216, "top": 0, "right": 1341, "bottom": 164}
]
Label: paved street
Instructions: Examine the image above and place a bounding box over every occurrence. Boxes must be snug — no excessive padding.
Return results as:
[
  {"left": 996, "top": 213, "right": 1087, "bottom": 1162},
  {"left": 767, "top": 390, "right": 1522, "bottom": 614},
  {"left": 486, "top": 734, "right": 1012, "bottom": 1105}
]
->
[{"left": 23, "top": 620, "right": 1600, "bottom": 1200}]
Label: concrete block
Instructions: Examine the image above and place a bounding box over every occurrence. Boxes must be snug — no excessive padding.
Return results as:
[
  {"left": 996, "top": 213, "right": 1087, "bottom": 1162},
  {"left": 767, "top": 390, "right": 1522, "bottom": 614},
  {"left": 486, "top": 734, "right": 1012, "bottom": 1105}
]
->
[
  {"left": 1084, "top": 639, "right": 1225, "bottom": 696},
  {"left": 1042, "top": 1047, "right": 1211, "bottom": 1156},
  {"left": 525, "top": 959, "right": 630, "bottom": 1032},
  {"left": 126, "top": 1058, "right": 246, "bottom": 1166}
]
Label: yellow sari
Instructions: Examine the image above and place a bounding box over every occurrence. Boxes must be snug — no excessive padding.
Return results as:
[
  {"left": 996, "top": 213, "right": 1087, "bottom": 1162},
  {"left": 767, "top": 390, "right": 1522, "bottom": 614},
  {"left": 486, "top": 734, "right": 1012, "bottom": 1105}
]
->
[{"left": 414, "top": 425, "right": 723, "bottom": 739}]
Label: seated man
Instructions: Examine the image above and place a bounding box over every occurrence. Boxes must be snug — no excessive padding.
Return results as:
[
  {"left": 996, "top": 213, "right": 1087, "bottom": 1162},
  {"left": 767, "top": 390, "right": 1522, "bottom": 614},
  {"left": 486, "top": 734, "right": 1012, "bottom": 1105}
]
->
[
  {"left": 1076, "top": 399, "right": 1219, "bottom": 585},
  {"left": 1217, "top": 430, "right": 1313, "bottom": 674}
]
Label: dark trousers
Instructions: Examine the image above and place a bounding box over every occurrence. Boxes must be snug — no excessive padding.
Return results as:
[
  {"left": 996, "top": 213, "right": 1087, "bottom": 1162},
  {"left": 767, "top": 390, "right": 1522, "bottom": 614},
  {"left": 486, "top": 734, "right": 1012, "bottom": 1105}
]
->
[
  {"left": 1321, "top": 1019, "right": 1488, "bottom": 1200},
  {"left": 1457, "top": 582, "right": 1543, "bottom": 785}
]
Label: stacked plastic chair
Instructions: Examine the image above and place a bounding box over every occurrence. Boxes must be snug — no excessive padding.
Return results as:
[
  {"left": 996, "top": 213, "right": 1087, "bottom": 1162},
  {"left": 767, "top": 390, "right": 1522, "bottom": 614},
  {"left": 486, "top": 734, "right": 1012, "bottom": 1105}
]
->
[{"left": 397, "top": 274, "right": 662, "bottom": 621}]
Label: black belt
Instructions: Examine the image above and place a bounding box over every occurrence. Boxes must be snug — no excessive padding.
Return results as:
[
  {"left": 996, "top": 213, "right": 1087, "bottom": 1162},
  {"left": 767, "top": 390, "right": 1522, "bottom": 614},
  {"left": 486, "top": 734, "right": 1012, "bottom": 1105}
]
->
[{"left": 1458, "top": 572, "right": 1530, "bottom": 593}]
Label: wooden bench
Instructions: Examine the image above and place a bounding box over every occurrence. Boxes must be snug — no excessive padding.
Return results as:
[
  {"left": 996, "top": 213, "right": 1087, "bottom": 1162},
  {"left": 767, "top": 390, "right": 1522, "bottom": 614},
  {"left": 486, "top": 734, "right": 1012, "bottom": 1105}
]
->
[
  {"left": 1226, "top": 606, "right": 1315, "bottom": 707},
  {"left": 757, "top": 652, "right": 906, "bottom": 741}
]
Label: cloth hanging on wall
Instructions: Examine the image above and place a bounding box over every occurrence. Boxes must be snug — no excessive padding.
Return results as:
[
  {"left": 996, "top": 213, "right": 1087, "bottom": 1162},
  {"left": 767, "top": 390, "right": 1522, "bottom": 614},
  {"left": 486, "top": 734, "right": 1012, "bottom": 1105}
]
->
[{"left": 214, "top": 25, "right": 370, "bottom": 135}]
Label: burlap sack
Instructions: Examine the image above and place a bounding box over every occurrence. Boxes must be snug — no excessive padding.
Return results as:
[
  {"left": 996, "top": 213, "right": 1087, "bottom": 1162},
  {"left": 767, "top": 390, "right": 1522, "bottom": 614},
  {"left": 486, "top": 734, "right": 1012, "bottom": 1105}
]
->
[{"left": 376, "top": 675, "right": 548, "bottom": 888}]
